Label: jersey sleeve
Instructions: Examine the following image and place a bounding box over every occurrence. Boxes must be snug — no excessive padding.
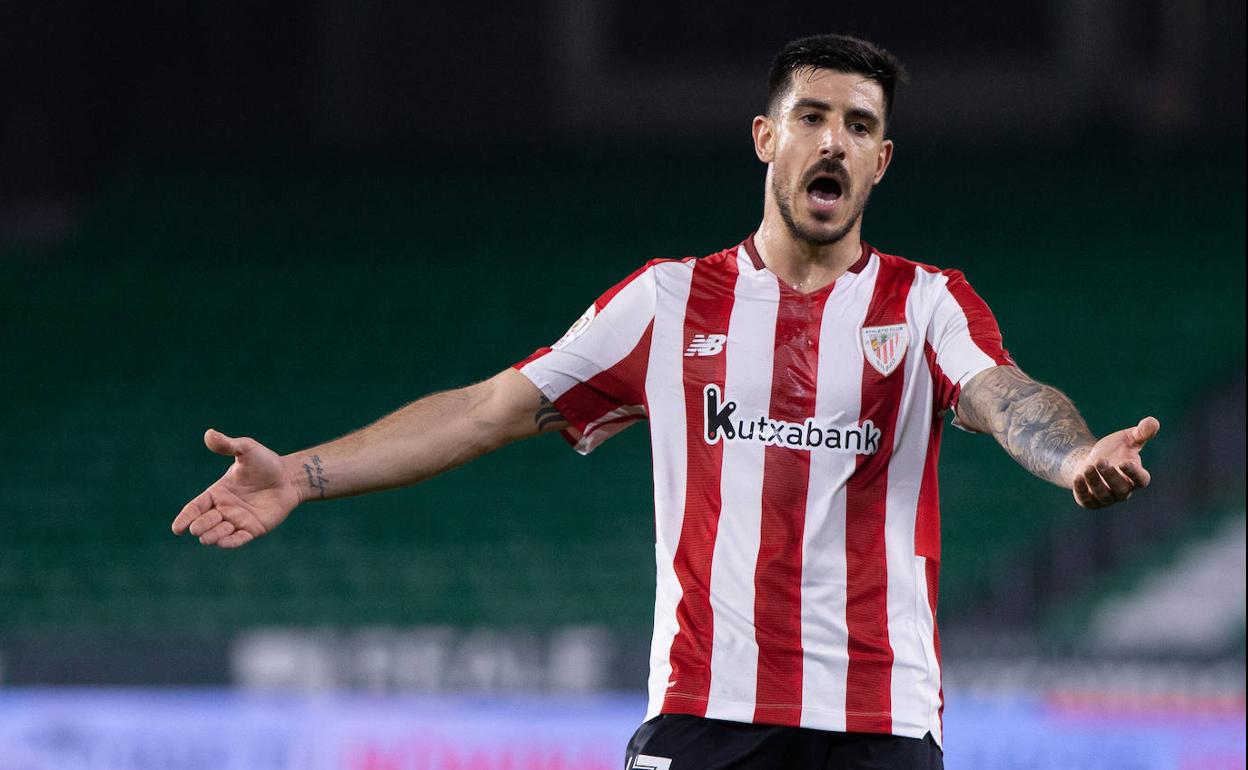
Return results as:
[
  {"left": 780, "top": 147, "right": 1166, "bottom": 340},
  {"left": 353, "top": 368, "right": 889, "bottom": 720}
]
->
[
  {"left": 512, "top": 262, "right": 657, "bottom": 454},
  {"left": 926, "top": 269, "right": 1015, "bottom": 430}
]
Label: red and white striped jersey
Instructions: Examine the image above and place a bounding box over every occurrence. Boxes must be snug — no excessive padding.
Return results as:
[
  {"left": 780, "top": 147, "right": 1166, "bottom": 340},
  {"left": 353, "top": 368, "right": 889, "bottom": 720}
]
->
[{"left": 514, "top": 235, "right": 1013, "bottom": 744}]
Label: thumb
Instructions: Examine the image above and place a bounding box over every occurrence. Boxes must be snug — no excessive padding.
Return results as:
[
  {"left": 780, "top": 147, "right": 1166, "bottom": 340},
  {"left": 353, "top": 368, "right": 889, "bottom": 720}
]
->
[
  {"left": 1128, "top": 416, "right": 1160, "bottom": 448},
  {"left": 204, "top": 428, "right": 249, "bottom": 457}
]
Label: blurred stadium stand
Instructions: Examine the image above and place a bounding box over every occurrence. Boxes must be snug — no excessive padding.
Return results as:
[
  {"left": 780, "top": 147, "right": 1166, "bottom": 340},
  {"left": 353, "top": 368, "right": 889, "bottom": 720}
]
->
[
  {"left": 1087, "top": 512, "right": 1245, "bottom": 655},
  {"left": 1, "top": 148, "right": 1242, "bottom": 691},
  {"left": 0, "top": 1, "right": 1243, "bottom": 767}
]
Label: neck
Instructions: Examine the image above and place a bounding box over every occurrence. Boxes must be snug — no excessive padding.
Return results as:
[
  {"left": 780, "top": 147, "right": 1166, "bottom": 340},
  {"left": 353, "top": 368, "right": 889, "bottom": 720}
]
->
[{"left": 753, "top": 207, "right": 863, "bottom": 294}]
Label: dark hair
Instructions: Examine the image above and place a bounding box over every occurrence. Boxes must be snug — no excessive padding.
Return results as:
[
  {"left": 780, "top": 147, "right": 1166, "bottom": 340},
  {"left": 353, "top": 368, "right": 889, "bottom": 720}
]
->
[{"left": 767, "top": 34, "right": 908, "bottom": 122}]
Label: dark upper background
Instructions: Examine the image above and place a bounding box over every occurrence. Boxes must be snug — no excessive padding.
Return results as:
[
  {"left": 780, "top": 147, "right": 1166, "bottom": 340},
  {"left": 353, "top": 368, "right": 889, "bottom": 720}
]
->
[
  {"left": 0, "top": 1, "right": 1243, "bottom": 671},
  {"left": 3, "top": 0, "right": 1244, "bottom": 203}
]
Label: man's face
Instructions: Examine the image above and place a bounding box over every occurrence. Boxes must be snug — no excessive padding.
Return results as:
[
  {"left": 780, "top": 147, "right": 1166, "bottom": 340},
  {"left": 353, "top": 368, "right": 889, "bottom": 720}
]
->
[{"left": 753, "top": 68, "right": 894, "bottom": 246}]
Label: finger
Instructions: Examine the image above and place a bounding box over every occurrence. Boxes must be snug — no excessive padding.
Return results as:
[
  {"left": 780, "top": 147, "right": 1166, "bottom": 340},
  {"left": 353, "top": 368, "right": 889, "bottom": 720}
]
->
[
  {"left": 1073, "top": 476, "right": 1103, "bottom": 509},
  {"left": 1096, "top": 460, "right": 1135, "bottom": 500},
  {"left": 217, "top": 530, "right": 255, "bottom": 549},
  {"left": 203, "top": 429, "right": 255, "bottom": 458},
  {"left": 1120, "top": 461, "right": 1151, "bottom": 489},
  {"left": 172, "top": 491, "right": 212, "bottom": 534},
  {"left": 198, "top": 520, "right": 236, "bottom": 546},
  {"left": 187, "top": 509, "right": 223, "bottom": 537},
  {"left": 1128, "top": 417, "right": 1160, "bottom": 448},
  {"left": 1082, "top": 465, "right": 1116, "bottom": 506}
]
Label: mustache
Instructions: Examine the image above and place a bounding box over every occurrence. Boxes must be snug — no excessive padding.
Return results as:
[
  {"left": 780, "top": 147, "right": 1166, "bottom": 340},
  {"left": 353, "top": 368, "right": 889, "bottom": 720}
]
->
[{"left": 801, "top": 159, "right": 851, "bottom": 191}]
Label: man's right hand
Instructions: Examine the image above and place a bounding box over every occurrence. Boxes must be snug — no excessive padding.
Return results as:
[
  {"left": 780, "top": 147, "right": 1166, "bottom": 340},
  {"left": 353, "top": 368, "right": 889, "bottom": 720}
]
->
[
  {"left": 170, "top": 370, "right": 565, "bottom": 549},
  {"left": 171, "top": 429, "right": 301, "bottom": 549}
]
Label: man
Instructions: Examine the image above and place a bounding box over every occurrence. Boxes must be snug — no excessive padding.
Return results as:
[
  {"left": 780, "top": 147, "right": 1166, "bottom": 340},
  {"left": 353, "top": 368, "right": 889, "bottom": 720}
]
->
[{"left": 172, "top": 34, "right": 1158, "bottom": 769}]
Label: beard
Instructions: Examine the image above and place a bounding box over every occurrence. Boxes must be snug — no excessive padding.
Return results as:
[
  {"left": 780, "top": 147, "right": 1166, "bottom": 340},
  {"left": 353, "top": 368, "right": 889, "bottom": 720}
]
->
[{"left": 772, "top": 166, "right": 871, "bottom": 247}]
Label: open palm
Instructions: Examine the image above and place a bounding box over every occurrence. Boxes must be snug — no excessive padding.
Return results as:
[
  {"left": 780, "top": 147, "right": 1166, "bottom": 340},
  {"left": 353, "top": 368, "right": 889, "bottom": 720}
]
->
[
  {"left": 171, "top": 429, "right": 300, "bottom": 548},
  {"left": 1072, "top": 416, "right": 1160, "bottom": 509}
]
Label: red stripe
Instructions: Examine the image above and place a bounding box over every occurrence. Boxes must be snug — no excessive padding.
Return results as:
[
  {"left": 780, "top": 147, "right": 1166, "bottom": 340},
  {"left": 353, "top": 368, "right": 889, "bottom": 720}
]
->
[
  {"left": 553, "top": 321, "right": 654, "bottom": 435},
  {"left": 918, "top": 344, "right": 946, "bottom": 739},
  {"left": 923, "top": 341, "right": 958, "bottom": 414},
  {"left": 662, "top": 254, "right": 739, "bottom": 716},
  {"left": 917, "top": 344, "right": 948, "bottom": 561},
  {"left": 940, "top": 269, "right": 1013, "bottom": 365},
  {"left": 753, "top": 286, "right": 832, "bottom": 726},
  {"left": 843, "top": 259, "right": 914, "bottom": 734},
  {"left": 741, "top": 234, "right": 767, "bottom": 270},
  {"left": 512, "top": 347, "right": 549, "bottom": 370}
]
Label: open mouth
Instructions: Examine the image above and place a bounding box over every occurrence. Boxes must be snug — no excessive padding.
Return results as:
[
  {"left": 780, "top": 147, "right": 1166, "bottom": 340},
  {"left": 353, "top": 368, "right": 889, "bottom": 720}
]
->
[{"left": 806, "top": 175, "right": 843, "bottom": 207}]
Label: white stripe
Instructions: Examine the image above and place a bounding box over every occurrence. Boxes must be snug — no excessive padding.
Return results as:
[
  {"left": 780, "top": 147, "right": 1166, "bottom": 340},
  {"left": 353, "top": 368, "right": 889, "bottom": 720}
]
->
[
  {"left": 643, "top": 261, "right": 696, "bottom": 721},
  {"left": 916, "top": 556, "right": 944, "bottom": 747},
  {"left": 735, "top": 243, "right": 757, "bottom": 274},
  {"left": 927, "top": 272, "right": 998, "bottom": 390},
  {"left": 884, "top": 267, "right": 939, "bottom": 739},
  {"left": 703, "top": 261, "right": 777, "bottom": 721},
  {"left": 799, "top": 260, "right": 877, "bottom": 730},
  {"left": 573, "top": 405, "right": 648, "bottom": 454},
  {"left": 520, "top": 267, "right": 657, "bottom": 400}
]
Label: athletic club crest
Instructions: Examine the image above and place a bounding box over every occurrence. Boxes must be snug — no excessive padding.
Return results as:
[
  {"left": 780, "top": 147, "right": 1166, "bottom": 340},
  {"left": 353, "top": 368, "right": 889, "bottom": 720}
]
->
[{"left": 860, "top": 323, "right": 909, "bottom": 376}]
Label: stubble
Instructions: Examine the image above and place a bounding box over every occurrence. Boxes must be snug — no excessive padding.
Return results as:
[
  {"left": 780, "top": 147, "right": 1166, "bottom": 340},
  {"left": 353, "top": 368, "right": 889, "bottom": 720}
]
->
[{"left": 771, "top": 168, "right": 871, "bottom": 247}]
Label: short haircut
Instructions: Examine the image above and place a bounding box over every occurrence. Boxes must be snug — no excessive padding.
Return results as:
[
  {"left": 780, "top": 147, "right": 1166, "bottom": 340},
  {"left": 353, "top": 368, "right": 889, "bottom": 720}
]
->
[{"left": 766, "top": 34, "right": 908, "bottom": 123}]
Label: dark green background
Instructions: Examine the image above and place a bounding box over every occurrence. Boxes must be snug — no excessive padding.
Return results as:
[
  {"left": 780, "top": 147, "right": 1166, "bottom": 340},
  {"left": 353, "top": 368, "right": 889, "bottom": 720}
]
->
[{"left": 2, "top": 142, "right": 1243, "bottom": 636}]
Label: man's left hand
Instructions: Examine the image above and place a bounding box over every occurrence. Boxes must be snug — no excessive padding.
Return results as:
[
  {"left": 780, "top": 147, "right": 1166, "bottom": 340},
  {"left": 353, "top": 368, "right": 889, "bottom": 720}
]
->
[{"left": 1072, "top": 416, "right": 1160, "bottom": 509}]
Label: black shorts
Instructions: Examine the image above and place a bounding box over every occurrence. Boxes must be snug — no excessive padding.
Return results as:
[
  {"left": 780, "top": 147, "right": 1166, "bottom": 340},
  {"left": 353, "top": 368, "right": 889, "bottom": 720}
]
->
[{"left": 625, "top": 714, "right": 943, "bottom": 770}]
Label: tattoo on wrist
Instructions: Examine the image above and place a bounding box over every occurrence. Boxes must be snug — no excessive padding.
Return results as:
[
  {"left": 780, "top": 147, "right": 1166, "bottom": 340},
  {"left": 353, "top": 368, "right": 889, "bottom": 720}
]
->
[
  {"left": 302, "top": 454, "right": 328, "bottom": 498},
  {"left": 535, "top": 396, "right": 563, "bottom": 432},
  {"left": 960, "top": 367, "right": 1096, "bottom": 485}
]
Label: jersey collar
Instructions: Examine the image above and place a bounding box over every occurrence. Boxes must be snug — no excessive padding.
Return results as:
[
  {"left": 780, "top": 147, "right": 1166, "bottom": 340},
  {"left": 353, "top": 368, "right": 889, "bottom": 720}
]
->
[{"left": 742, "top": 233, "right": 872, "bottom": 275}]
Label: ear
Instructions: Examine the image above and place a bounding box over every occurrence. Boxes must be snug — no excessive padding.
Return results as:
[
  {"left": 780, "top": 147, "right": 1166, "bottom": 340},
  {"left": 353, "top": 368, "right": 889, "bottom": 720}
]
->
[
  {"left": 873, "top": 138, "right": 895, "bottom": 185},
  {"left": 752, "top": 115, "right": 775, "bottom": 163}
]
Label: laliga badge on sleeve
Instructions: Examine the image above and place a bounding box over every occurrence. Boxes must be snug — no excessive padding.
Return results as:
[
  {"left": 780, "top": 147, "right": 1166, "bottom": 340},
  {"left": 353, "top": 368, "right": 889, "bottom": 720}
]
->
[
  {"left": 861, "top": 323, "right": 909, "bottom": 376},
  {"left": 552, "top": 304, "right": 597, "bottom": 350}
]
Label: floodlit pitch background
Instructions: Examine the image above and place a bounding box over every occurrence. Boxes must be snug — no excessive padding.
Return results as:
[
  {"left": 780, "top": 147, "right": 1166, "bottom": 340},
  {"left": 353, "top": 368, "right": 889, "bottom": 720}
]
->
[{"left": 1, "top": 2, "right": 1244, "bottom": 768}]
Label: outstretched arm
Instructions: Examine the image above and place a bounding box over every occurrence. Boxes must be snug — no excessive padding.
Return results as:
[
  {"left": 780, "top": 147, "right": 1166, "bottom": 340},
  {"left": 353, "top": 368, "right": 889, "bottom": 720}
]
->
[
  {"left": 171, "top": 368, "right": 568, "bottom": 548},
  {"left": 956, "top": 365, "right": 1159, "bottom": 509}
]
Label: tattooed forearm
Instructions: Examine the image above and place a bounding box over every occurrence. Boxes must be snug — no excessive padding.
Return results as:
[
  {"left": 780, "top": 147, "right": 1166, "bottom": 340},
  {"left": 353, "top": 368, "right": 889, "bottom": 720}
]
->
[
  {"left": 958, "top": 366, "right": 1097, "bottom": 486},
  {"left": 302, "top": 454, "right": 328, "bottom": 498},
  {"left": 534, "top": 396, "right": 565, "bottom": 432}
]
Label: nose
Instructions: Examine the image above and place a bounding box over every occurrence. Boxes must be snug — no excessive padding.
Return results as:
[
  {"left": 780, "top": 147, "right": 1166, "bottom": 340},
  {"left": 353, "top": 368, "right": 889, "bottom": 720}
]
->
[{"left": 818, "top": 124, "right": 847, "bottom": 159}]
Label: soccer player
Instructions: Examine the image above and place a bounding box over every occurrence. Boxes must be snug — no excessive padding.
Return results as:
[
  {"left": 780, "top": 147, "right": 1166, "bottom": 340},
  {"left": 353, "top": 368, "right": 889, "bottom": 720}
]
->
[{"left": 171, "top": 34, "right": 1159, "bottom": 769}]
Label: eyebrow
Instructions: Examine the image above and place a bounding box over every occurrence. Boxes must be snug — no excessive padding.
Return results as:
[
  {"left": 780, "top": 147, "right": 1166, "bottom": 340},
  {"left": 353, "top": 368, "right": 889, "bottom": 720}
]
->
[
  {"left": 792, "top": 98, "right": 832, "bottom": 113},
  {"left": 846, "top": 107, "right": 881, "bottom": 126},
  {"left": 790, "top": 98, "right": 881, "bottom": 127}
]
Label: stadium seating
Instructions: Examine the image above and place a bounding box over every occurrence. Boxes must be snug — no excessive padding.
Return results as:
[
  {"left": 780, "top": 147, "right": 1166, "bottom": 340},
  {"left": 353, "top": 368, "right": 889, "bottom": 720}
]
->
[{"left": 1, "top": 147, "right": 1243, "bottom": 638}]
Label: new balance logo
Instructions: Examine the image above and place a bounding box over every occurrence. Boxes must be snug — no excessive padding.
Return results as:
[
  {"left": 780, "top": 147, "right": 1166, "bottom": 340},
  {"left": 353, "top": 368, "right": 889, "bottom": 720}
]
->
[{"left": 685, "top": 333, "right": 727, "bottom": 357}]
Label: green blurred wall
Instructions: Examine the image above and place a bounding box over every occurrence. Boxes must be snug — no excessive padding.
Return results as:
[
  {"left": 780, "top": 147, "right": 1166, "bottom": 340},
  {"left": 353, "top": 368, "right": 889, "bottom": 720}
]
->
[{"left": 1, "top": 144, "right": 1243, "bottom": 635}]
